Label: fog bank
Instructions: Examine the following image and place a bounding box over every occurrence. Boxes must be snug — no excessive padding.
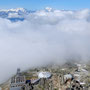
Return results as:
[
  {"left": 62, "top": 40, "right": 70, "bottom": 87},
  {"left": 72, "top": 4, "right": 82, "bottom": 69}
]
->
[{"left": 0, "top": 9, "right": 90, "bottom": 83}]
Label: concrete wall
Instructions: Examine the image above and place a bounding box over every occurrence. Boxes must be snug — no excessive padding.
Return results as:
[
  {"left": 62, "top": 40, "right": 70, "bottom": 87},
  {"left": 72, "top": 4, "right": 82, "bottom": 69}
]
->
[
  {"left": 0, "top": 87, "right": 2, "bottom": 90},
  {"left": 10, "top": 87, "right": 21, "bottom": 90}
]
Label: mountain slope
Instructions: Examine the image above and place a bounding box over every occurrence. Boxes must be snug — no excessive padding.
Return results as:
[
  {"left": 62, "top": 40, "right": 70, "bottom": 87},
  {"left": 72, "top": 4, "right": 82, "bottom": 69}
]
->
[{"left": 0, "top": 8, "right": 32, "bottom": 21}]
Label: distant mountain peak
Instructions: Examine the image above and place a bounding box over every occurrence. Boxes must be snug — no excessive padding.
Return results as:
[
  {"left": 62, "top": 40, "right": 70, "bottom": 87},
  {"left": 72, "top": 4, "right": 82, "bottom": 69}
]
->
[
  {"left": 0, "top": 8, "right": 26, "bottom": 12},
  {"left": 45, "top": 7, "right": 53, "bottom": 12}
]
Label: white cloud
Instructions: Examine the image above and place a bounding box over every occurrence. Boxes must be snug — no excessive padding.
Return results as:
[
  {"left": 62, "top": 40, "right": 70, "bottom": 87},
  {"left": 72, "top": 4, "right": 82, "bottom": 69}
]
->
[{"left": 0, "top": 9, "right": 90, "bottom": 83}]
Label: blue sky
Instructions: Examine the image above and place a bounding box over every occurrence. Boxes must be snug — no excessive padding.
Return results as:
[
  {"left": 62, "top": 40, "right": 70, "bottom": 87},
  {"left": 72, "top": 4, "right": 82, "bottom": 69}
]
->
[{"left": 0, "top": 0, "right": 90, "bottom": 10}]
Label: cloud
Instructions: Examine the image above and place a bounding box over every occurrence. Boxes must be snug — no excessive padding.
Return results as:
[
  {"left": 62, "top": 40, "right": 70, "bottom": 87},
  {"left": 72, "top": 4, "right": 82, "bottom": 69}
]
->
[{"left": 0, "top": 9, "right": 90, "bottom": 83}]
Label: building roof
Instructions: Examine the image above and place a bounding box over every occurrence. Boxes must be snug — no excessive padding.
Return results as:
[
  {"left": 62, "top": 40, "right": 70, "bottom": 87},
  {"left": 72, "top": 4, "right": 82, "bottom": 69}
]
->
[
  {"left": 64, "top": 74, "right": 73, "bottom": 79},
  {"left": 38, "top": 72, "right": 51, "bottom": 79}
]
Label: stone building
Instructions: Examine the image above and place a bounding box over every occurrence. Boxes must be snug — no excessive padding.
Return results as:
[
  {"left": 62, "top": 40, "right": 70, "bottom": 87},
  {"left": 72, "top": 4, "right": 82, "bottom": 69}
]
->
[{"left": 10, "top": 68, "right": 26, "bottom": 90}]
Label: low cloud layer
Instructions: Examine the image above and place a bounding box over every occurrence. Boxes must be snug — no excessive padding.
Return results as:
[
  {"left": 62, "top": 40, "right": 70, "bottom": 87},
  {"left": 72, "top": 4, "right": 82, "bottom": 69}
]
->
[{"left": 0, "top": 9, "right": 90, "bottom": 83}]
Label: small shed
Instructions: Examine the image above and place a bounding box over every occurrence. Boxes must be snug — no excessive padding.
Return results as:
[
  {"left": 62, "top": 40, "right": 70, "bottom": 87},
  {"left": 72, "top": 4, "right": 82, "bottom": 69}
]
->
[{"left": 64, "top": 74, "right": 73, "bottom": 83}]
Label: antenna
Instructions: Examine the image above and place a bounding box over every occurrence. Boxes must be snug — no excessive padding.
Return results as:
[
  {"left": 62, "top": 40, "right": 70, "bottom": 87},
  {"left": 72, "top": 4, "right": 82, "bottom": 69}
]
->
[{"left": 17, "top": 68, "right": 21, "bottom": 75}]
